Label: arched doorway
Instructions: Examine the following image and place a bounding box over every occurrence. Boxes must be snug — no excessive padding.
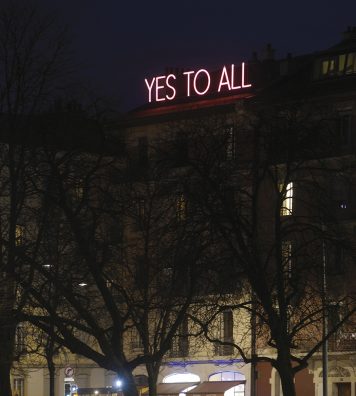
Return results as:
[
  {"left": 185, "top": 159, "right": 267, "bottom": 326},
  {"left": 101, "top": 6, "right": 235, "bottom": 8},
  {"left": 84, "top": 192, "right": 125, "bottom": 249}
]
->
[
  {"left": 163, "top": 373, "right": 200, "bottom": 396},
  {"left": 209, "top": 371, "right": 245, "bottom": 396}
]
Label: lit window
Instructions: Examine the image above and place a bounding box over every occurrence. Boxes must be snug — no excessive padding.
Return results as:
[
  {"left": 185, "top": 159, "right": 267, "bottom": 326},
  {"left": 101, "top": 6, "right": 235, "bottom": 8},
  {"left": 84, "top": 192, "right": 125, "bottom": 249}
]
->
[
  {"left": 345, "top": 52, "right": 356, "bottom": 74},
  {"left": 339, "top": 54, "right": 346, "bottom": 72},
  {"left": 176, "top": 193, "right": 187, "bottom": 222},
  {"left": 321, "top": 59, "right": 335, "bottom": 75},
  {"left": 280, "top": 182, "right": 293, "bottom": 216},
  {"left": 15, "top": 225, "right": 25, "bottom": 246},
  {"left": 163, "top": 372, "right": 200, "bottom": 383},
  {"left": 13, "top": 378, "right": 24, "bottom": 396},
  {"left": 319, "top": 53, "right": 356, "bottom": 78}
]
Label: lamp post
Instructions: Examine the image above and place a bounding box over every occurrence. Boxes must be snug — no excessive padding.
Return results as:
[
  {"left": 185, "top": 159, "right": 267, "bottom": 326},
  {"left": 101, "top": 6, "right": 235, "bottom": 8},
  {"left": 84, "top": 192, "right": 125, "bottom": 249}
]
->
[
  {"left": 322, "top": 225, "right": 328, "bottom": 396},
  {"left": 250, "top": 291, "right": 257, "bottom": 396}
]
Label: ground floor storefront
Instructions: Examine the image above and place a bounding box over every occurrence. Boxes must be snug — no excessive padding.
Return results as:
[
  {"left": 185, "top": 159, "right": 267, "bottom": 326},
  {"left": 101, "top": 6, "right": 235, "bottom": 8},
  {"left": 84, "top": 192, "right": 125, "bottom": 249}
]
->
[{"left": 12, "top": 353, "right": 356, "bottom": 396}]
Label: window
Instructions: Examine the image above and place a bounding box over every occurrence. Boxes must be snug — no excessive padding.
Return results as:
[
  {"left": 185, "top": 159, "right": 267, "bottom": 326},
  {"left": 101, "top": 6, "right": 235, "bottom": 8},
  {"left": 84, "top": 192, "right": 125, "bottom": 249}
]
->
[
  {"left": 14, "top": 325, "right": 26, "bottom": 355},
  {"left": 15, "top": 225, "right": 25, "bottom": 246},
  {"left": 137, "top": 198, "right": 146, "bottom": 221},
  {"left": 332, "top": 175, "right": 349, "bottom": 212},
  {"left": 174, "top": 133, "right": 189, "bottom": 166},
  {"left": 282, "top": 241, "right": 292, "bottom": 278},
  {"left": 338, "top": 113, "right": 352, "bottom": 147},
  {"left": 209, "top": 372, "right": 245, "bottom": 396},
  {"left": 327, "top": 244, "right": 345, "bottom": 275},
  {"left": 163, "top": 373, "right": 200, "bottom": 383},
  {"left": 138, "top": 136, "right": 148, "bottom": 167},
  {"left": 279, "top": 181, "right": 293, "bottom": 216},
  {"left": 214, "top": 310, "right": 234, "bottom": 355},
  {"left": 316, "top": 53, "right": 356, "bottom": 79},
  {"left": 176, "top": 193, "right": 187, "bottom": 222},
  {"left": 73, "top": 178, "right": 84, "bottom": 200},
  {"left": 170, "top": 316, "right": 189, "bottom": 357},
  {"left": 14, "top": 325, "right": 26, "bottom": 359},
  {"left": 225, "top": 126, "right": 236, "bottom": 160},
  {"left": 130, "top": 328, "right": 143, "bottom": 350},
  {"left": 108, "top": 222, "right": 123, "bottom": 245},
  {"left": 344, "top": 52, "right": 356, "bottom": 74},
  {"left": 13, "top": 378, "right": 24, "bottom": 396},
  {"left": 321, "top": 58, "right": 336, "bottom": 76}
]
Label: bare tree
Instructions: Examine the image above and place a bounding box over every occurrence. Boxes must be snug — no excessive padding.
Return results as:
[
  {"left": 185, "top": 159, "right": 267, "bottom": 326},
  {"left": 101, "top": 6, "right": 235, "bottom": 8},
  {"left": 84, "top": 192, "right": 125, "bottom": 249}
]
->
[
  {"left": 16, "top": 143, "right": 210, "bottom": 396},
  {"left": 0, "top": 2, "right": 75, "bottom": 394},
  {"left": 165, "top": 105, "right": 356, "bottom": 396}
]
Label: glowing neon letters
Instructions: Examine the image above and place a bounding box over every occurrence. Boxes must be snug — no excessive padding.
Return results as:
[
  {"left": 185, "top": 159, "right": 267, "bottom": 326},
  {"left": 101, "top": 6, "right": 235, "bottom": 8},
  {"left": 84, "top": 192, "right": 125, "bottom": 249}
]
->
[{"left": 144, "top": 63, "right": 251, "bottom": 103}]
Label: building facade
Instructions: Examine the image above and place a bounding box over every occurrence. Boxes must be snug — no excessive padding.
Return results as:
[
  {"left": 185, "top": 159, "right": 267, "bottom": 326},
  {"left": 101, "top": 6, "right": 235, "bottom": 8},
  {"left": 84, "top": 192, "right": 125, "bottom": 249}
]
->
[{"left": 12, "top": 29, "right": 356, "bottom": 396}]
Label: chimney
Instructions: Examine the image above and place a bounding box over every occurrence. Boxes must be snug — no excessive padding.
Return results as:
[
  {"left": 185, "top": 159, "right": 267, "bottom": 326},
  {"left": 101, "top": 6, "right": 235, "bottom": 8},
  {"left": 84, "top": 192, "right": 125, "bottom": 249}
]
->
[
  {"left": 262, "top": 43, "right": 275, "bottom": 61},
  {"left": 342, "top": 26, "right": 356, "bottom": 41}
]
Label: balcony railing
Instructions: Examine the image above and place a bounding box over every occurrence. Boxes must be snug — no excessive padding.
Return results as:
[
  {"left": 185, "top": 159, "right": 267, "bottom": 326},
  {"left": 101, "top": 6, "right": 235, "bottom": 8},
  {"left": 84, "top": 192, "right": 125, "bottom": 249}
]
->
[
  {"left": 214, "top": 343, "right": 234, "bottom": 356},
  {"left": 329, "top": 332, "right": 356, "bottom": 352}
]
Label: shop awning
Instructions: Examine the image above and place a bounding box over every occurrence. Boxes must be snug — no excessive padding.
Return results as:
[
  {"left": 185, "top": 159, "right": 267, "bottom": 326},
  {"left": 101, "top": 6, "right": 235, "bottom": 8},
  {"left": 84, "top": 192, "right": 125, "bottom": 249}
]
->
[
  {"left": 142, "top": 383, "right": 199, "bottom": 396},
  {"left": 186, "top": 381, "right": 245, "bottom": 396}
]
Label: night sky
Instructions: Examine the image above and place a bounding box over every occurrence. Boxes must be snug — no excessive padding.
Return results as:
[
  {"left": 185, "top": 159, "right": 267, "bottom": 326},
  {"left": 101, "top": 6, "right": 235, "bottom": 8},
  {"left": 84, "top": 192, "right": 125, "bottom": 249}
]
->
[{"left": 42, "top": 0, "right": 356, "bottom": 111}]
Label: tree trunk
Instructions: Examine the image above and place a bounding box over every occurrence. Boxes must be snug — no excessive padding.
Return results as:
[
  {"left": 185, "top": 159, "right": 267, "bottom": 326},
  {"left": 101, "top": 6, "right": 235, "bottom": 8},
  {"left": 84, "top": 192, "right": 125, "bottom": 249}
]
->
[
  {"left": 0, "top": 360, "right": 13, "bottom": 396},
  {"left": 0, "top": 321, "right": 15, "bottom": 396},
  {"left": 275, "top": 353, "right": 296, "bottom": 396},
  {"left": 120, "top": 368, "right": 139, "bottom": 396},
  {"left": 147, "top": 363, "right": 160, "bottom": 396},
  {"left": 148, "top": 377, "right": 157, "bottom": 396},
  {"left": 45, "top": 329, "right": 57, "bottom": 396},
  {"left": 48, "top": 359, "right": 56, "bottom": 396}
]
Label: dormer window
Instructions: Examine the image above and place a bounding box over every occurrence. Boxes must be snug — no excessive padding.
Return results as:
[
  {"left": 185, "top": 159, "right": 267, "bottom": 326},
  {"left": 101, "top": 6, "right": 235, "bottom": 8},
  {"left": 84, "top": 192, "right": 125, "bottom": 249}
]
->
[{"left": 316, "top": 52, "right": 356, "bottom": 79}]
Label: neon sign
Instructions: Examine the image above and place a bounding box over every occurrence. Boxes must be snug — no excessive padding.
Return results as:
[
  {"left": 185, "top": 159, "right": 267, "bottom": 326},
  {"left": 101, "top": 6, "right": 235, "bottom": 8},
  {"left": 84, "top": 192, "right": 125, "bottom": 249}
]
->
[{"left": 144, "top": 63, "right": 252, "bottom": 103}]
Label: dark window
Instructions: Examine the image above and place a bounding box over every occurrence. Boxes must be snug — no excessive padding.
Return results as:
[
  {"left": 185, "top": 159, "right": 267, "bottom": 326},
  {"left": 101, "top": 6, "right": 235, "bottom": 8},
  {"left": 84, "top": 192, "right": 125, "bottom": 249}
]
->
[
  {"left": 130, "top": 328, "right": 143, "bottom": 350},
  {"left": 331, "top": 175, "right": 350, "bottom": 213},
  {"left": 215, "top": 310, "right": 234, "bottom": 355},
  {"left": 282, "top": 241, "right": 292, "bottom": 278},
  {"left": 138, "top": 136, "right": 148, "bottom": 167},
  {"left": 14, "top": 326, "right": 26, "bottom": 356},
  {"left": 174, "top": 134, "right": 189, "bottom": 166},
  {"left": 137, "top": 198, "right": 146, "bottom": 222},
  {"left": 169, "top": 316, "right": 189, "bottom": 357},
  {"left": 327, "top": 244, "right": 345, "bottom": 276},
  {"left": 134, "top": 375, "right": 148, "bottom": 387},
  {"left": 339, "top": 113, "right": 352, "bottom": 147}
]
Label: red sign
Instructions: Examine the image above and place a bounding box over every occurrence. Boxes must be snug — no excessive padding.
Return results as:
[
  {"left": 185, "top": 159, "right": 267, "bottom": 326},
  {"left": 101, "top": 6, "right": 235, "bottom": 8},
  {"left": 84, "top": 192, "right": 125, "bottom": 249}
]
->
[{"left": 144, "top": 63, "right": 252, "bottom": 103}]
